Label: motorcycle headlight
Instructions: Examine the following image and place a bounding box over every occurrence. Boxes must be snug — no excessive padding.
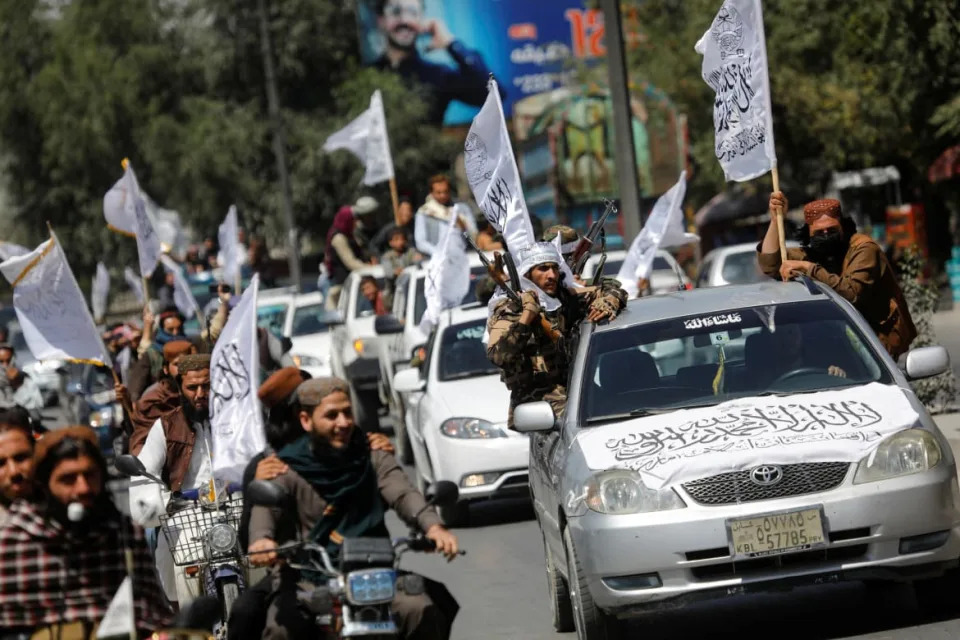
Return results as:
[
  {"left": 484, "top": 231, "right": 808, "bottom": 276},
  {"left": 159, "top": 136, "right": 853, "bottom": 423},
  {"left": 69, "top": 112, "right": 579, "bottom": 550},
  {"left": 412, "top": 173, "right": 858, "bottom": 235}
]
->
[
  {"left": 346, "top": 568, "right": 396, "bottom": 605},
  {"left": 205, "top": 523, "right": 238, "bottom": 555},
  {"left": 89, "top": 407, "right": 113, "bottom": 428},
  {"left": 854, "top": 428, "right": 942, "bottom": 484},
  {"left": 583, "top": 470, "right": 686, "bottom": 515},
  {"left": 440, "top": 418, "right": 507, "bottom": 439}
]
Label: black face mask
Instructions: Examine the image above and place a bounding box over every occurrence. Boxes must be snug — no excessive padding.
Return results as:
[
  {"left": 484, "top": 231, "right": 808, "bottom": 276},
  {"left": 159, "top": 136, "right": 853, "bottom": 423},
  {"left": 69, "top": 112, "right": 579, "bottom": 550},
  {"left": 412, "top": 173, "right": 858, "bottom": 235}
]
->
[{"left": 808, "top": 231, "right": 847, "bottom": 263}]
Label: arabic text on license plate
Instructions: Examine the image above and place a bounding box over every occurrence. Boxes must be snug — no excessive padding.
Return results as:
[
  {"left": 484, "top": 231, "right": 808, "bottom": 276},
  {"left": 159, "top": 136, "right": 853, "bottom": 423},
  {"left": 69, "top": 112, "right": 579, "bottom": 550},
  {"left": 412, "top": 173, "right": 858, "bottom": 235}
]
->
[{"left": 728, "top": 508, "right": 826, "bottom": 559}]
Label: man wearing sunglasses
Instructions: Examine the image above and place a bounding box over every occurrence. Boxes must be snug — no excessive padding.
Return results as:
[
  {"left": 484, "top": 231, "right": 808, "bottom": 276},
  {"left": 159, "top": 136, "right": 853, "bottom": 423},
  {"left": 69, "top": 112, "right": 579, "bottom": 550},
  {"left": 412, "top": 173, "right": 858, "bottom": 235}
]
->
[{"left": 758, "top": 192, "right": 917, "bottom": 359}]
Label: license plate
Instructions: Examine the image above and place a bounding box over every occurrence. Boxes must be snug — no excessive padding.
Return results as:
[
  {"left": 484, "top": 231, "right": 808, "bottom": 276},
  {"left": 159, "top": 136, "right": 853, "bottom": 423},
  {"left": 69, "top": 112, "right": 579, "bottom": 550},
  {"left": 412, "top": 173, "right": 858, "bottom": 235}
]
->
[{"left": 727, "top": 507, "right": 827, "bottom": 560}]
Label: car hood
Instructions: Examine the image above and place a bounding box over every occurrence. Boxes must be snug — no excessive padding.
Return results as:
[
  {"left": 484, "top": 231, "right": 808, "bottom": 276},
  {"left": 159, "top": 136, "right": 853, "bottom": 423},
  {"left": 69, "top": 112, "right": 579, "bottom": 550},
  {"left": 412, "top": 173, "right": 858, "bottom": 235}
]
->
[
  {"left": 573, "top": 382, "right": 922, "bottom": 490},
  {"left": 437, "top": 375, "right": 512, "bottom": 426}
]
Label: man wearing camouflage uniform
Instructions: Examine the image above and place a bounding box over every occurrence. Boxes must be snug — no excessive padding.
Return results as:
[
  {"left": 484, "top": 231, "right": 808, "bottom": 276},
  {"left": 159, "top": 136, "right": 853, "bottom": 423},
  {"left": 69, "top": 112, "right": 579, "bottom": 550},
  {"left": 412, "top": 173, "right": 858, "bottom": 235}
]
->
[{"left": 486, "top": 242, "right": 627, "bottom": 428}]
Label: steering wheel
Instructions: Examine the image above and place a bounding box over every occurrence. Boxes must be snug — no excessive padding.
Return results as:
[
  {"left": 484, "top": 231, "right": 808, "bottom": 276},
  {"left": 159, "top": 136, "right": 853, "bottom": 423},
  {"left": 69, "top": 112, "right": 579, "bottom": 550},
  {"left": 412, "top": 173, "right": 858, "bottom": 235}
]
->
[{"left": 770, "top": 367, "right": 824, "bottom": 386}]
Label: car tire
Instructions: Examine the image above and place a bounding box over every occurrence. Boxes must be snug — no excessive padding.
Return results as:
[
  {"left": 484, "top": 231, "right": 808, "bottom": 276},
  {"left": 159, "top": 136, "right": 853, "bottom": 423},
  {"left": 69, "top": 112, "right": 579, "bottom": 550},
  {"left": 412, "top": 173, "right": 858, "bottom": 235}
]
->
[
  {"left": 913, "top": 568, "right": 960, "bottom": 617},
  {"left": 350, "top": 384, "right": 380, "bottom": 433},
  {"left": 395, "top": 421, "right": 414, "bottom": 465},
  {"left": 543, "top": 533, "right": 574, "bottom": 632},
  {"left": 564, "top": 527, "right": 621, "bottom": 640},
  {"left": 438, "top": 501, "right": 470, "bottom": 528}
]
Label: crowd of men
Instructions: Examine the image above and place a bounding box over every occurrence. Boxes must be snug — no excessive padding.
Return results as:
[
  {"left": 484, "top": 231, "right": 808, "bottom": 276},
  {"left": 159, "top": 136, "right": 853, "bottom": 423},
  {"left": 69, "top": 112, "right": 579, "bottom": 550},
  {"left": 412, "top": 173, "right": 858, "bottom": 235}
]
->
[{"left": 0, "top": 182, "right": 920, "bottom": 638}]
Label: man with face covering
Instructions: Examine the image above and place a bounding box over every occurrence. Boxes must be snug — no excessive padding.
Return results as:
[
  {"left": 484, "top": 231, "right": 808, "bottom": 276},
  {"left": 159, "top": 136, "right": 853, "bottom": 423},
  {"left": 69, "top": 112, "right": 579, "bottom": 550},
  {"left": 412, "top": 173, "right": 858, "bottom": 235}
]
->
[
  {"left": 757, "top": 192, "right": 917, "bottom": 359},
  {"left": 129, "top": 353, "right": 215, "bottom": 605},
  {"left": 486, "top": 242, "right": 627, "bottom": 428},
  {"left": 0, "top": 427, "right": 173, "bottom": 636}
]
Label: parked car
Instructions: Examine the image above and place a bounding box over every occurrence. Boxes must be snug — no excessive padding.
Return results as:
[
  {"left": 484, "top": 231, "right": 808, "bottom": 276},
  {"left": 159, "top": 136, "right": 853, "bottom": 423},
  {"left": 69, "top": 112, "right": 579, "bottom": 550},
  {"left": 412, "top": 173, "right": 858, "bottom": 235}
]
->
[
  {"left": 582, "top": 249, "right": 692, "bottom": 293},
  {"left": 392, "top": 303, "right": 528, "bottom": 526},
  {"left": 515, "top": 278, "right": 959, "bottom": 639},
  {"left": 374, "top": 255, "right": 491, "bottom": 463},
  {"left": 329, "top": 266, "right": 387, "bottom": 432},
  {"left": 7, "top": 323, "right": 64, "bottom": 407},
  {"left": 697, "top": 240, "right": 801, "bottom": 288},
  {"left": 285, "top": 292, "right": 334, "bottom": 379}
]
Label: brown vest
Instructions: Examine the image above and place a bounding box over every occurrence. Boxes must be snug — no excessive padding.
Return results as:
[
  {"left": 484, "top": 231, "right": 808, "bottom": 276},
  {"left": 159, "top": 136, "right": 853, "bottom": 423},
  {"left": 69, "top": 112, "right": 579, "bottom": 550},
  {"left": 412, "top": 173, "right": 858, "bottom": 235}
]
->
[
  {"left": 159, "top": 407, "right": 197, "bottom": 492},
  {"left": 845, "top": 234, "right": 918, "bottom": 359}
]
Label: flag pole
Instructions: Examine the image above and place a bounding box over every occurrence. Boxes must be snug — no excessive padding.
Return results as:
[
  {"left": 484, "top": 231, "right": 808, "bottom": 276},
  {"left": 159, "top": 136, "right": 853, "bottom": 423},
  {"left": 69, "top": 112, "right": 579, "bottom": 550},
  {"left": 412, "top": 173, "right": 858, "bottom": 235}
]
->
[
  {"left": 771, "top": 168, "right": 787, "bottom": 263},
  {"left": 389, "top": 177, "right": 400, "bottom": 226}
]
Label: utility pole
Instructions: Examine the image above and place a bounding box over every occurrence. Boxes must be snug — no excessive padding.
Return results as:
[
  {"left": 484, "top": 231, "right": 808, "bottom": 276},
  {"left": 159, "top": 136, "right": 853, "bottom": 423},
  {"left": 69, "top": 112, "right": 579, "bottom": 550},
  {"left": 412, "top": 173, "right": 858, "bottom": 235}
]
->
[
  {"left": 599, "top": 0, "right": 644, "bottom": 241},
  {"left": 256, "top": 0, "right": 302, "bottom": 291}
]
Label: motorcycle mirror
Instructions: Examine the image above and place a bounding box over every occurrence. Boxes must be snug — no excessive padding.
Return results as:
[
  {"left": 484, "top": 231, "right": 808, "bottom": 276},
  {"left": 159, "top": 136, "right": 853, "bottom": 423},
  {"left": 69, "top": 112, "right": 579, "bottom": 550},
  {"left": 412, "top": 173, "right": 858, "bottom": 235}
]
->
[
  {"left": 426, "top": 481, "right": 459, "bottom": 508},
  {"left": 114, "top": 454, "right": 147, "bottom": 477},
  {"left": 247, "top": 479, "right": 289, "bottom": 507}
]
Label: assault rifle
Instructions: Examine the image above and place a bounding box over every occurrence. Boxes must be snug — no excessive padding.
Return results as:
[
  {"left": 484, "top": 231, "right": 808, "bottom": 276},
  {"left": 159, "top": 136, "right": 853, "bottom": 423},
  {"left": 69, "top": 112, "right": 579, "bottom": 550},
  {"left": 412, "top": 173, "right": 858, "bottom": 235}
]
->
[
  {"left": 464, "top": 233, "right": 561, "bottom": 343},
  {"left": 569, "top": 199, "right": 617, "bottom": 277}
]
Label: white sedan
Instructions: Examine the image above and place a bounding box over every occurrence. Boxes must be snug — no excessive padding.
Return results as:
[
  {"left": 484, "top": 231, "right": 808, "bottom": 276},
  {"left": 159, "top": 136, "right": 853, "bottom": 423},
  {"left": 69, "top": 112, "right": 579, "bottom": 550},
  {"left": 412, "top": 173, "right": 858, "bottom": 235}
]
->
[
  {"left": 582, "top": 249, "right": 693, "bottom": 293},
  {"left": 393, "top": 303, "right": 529, "bottom": 526}
]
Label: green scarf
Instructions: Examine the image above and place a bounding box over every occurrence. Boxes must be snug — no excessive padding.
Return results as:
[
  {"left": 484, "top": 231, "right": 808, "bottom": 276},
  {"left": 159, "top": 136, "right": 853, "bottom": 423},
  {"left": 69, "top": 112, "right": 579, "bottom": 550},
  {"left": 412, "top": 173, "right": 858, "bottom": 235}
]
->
[{"left": 277, "top": 431, "right": 387, "bottom": 558}]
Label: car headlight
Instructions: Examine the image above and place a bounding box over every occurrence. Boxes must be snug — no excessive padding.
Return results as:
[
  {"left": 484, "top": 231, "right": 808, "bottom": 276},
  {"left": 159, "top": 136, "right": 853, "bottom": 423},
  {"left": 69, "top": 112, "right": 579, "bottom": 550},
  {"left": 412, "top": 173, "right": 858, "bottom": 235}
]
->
[
  {"left": 346, "top": 568, "right": 396, "bottom": 605},
  {"left": 293, "top": 354, "right": 324, "bottom": 367},
  {"left": 440, "top": 418, "right": 507, "bottom": 439},
  {"left": 854, "top": 428, "right": 942, "bottom": 484},
  {"left": 89, "top": 407, "right": 114, "bottom": 428},
  {"left": 205, "top": 523, "right": 238, "bottom": 555},
  {"left": 581, "top": 470, "right": 686, "bottom": 515}
]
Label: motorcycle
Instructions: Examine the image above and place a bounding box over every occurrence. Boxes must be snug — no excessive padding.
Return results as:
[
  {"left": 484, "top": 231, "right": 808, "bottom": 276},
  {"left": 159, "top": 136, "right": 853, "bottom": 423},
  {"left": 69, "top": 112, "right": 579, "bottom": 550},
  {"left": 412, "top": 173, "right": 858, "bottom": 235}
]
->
[
  {"left": 246, "top": 478, "right": 465, "bottom": 639},
  {"left": 115, "top": 455, "right": 247, "bottom": 632}
]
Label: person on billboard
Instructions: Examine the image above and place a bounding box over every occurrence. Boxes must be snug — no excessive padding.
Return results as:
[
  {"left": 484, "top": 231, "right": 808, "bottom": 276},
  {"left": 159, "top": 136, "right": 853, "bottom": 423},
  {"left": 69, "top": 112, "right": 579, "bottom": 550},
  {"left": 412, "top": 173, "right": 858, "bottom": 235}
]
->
[{"left": 372, "top": 0, "right": 500, "bottom": 124}]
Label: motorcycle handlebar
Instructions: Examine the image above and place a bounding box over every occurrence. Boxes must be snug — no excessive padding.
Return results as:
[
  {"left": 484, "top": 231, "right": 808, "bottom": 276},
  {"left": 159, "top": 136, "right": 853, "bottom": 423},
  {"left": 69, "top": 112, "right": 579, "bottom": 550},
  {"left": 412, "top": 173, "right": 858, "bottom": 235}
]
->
[{"left": 178, "top": 482, "right": 243, "bottom": 501}]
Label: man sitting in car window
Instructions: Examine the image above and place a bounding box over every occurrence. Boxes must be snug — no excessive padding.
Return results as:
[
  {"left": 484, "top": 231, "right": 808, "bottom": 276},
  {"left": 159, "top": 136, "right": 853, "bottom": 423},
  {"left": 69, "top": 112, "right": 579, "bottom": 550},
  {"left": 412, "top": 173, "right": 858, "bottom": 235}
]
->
[{"left": 360, "top": 275, "right": 389, "bottom": 316}]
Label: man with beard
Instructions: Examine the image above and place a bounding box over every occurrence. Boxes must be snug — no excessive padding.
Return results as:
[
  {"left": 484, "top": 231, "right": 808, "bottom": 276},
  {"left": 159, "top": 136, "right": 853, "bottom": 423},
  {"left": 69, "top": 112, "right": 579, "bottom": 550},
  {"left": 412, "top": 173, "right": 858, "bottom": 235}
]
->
[
  {"left": 129, "top": 353, "right": 215, "bottom": 606},
  {"left": 128, "top": 305, "right": 188, "bottom": 401},
  {"left": 486, "top": 242, "right": 627, "bottom": 428},
  {"left": 126, "top": 338, "right": 197, "bottom": 455},
  {"left": 0, "top": 426, "right": 172, "bottom": 636},
  {"left": 415, "top": 174, "right": 477, "bottom": 257},
  {"left": 248, "top": 377, "right": 460, "bottom": 640},
  {"left": 757, "top": 192, "right": 917, "bottom": 359},
  {"left": 372, "top": 0, "right": 495, "bottom": 125},
  {"left": 0, "top": 421, "right": 34, "bottom": 524}
]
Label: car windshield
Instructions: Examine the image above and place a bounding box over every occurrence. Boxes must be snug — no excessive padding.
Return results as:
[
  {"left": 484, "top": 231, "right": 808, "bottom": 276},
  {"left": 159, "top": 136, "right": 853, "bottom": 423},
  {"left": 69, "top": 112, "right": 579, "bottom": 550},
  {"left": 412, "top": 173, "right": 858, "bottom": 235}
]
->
[
  {"left": 413, "top": 266, "right": 487, "bottom": 326},
  {"left": 437, "top": 318, "right": 499, "bottom": 381},
  {"left": 581, "top": 299, "right": 891, "bottom": 424},
  {"left": 291, "top": 303, "right": 330, "bottom": 337},
  {"left": 721, "top": 250, "right": 767, "bottom": 284},
  {"left": 355, "top": 277, "right": 386, "bottom": 318},
  {"left": 257, "top": 303, "right": 288, "bottom": 338}
]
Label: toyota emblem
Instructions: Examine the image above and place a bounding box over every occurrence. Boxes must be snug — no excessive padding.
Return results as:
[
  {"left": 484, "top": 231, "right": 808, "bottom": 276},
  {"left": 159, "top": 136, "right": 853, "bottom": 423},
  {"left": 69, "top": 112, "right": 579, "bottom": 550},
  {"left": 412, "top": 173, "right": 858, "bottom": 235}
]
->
[{"left": 750, "top": 465, "right": 783, "bottom": 487}]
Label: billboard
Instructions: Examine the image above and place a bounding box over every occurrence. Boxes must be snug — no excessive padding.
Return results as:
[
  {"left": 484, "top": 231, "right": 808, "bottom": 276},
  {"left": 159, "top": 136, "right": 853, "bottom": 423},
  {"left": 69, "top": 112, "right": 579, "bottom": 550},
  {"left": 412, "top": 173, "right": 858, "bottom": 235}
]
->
[{"left": 355, "top": 0, "right": 606, "bottom": 127}]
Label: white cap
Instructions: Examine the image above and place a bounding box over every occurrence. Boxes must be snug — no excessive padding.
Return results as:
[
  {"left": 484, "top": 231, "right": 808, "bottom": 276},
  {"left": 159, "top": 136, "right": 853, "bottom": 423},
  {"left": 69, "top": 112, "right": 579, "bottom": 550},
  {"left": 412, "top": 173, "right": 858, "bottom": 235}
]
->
[{"left": 352, "top": 196, "right": 379, "bottom": 216}]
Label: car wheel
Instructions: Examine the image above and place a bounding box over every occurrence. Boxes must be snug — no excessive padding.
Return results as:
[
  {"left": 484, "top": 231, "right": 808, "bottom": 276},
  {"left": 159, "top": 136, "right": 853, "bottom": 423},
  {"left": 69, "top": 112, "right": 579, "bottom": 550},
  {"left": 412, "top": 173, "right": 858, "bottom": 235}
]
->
[
  {"left": 543, "top": 532, "right": 574, "bottom": 632},
  {"left": 564, "top": 527, "right": 621, "bottom": 640},
  {"left": 395, "top": 422, "right": 414, "bottom": 465},
  {"left": 438, "top": 501, "right": 470, "bottom": 528},
  {"left": 350, "top": 384, "right": 380, "bottom": 433},
  {"left": 913, "top": 568, "right": 960, "bottom": 617}
]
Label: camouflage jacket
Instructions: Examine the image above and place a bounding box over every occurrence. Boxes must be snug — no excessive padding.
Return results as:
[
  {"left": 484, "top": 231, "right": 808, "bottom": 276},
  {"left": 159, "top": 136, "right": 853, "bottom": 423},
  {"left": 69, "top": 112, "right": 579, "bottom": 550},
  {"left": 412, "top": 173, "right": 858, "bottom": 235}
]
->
[{"left": 486, "top": 279, "right": 627, "bottom": 424}]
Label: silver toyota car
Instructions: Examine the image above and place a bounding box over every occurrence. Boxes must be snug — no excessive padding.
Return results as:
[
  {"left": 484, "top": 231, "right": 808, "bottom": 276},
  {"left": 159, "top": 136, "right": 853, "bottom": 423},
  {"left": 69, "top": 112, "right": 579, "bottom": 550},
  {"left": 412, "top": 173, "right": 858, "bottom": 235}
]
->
[{"left": 515, "top": 278, "right": 960, "bottom": 640}]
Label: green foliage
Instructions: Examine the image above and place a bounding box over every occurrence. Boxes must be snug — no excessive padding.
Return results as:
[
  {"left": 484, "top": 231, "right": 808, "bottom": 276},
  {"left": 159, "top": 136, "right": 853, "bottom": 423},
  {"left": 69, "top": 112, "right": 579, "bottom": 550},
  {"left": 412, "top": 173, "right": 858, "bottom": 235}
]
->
[{"left": 898, "top": 247, "right": 957, "bottom": 413}]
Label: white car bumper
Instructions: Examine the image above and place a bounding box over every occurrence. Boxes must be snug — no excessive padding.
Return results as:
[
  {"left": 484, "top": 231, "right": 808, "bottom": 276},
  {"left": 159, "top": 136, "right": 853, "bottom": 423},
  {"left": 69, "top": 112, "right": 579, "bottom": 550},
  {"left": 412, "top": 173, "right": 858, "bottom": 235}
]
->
[{"left": 430, "top": 432, "right": 530, "bottom": 500}]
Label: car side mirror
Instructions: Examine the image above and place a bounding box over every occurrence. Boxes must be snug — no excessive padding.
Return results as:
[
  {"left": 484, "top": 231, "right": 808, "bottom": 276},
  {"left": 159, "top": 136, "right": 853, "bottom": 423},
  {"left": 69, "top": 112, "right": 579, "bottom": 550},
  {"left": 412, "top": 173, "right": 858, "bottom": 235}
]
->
[
  {"left": 246, "top": 479, "right": 290, "bottom": 507},
  {"left": 900, "top": 345, "right": 950, "bottom": 380},
  {"left": 426, "top": 481, "right": 459, "bottom": 508},
  {"left": 513, "top": 401, "right": 556, "bottom": 433},
  {"left": 393, "top": 368, "right": 425, "bottom": 393},
  {"left": 374, "top": 314, "right": 404, "bottom": 335},
  {"left": 115, "top": 454, "right": 147, "bottom": 477}
]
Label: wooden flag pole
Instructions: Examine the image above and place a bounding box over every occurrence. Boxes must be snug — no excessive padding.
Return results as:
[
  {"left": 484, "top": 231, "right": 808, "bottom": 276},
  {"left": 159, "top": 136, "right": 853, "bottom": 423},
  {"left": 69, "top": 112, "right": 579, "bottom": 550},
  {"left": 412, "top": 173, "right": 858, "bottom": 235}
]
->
[
  {"left": 389, "top": 177, "right": 400, "bottom": 226},
  {"left": 771, "top": 167, "right": 787, "bottom": 263}
]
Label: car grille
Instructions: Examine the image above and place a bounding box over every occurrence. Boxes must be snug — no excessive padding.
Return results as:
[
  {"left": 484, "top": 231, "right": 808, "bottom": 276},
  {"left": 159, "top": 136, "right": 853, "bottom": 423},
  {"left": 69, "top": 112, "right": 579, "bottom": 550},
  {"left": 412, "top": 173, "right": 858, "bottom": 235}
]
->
[{"left": 682, "top": 462, "right": 850, "bottom": 506}]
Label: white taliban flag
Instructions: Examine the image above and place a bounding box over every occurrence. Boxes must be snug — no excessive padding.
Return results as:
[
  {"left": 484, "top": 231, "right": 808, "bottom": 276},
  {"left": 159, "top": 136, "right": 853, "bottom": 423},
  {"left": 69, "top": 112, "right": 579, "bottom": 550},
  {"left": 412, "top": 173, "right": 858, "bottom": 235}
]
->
[
  {"left": 124, "top": 267, "right": 144, "bottom": 304},
  {"left": 211, "top": 273, "right": 263, "bottom": 484},
  {"left": 91, "top": 262, "right": 110, "bottom": 323},
  {"left": 0, "top": 234, "right": 111, "bottom": 366},
  {"left": 159, "top": 254, "right": 202, "bottom": 321},
  {"left": 322, "top": 89, "right": 395, "bottom": 186},
  {"left": 464, "top": 78, "right": 536, "bottom": 252},
  {"left": 695, "top": 0, "right": 777, "bottom": 182},
  {"left": 96, "top": 576, "right": 134, "bottom": 639},
  {"left": 0, "top": 242, "right": 30, "bottom": 261},
  {"left": 218, "top": 205, "right": 241, "bottom": 288},
  {"left": 104, "top": 161, "right": 162, "bottom": 277},
  {"left": 419, "top": 213, "right": 471, "bottom": 334},
  {"left": 617, "top": 172, "right": 698, "bottom": 297}
]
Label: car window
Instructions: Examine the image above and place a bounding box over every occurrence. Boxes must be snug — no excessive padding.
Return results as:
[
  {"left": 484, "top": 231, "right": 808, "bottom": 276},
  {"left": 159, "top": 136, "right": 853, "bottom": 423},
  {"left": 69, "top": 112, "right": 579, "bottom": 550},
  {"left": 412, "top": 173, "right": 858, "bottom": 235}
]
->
[
  {"left": 437, "top": 319, "right": 499, "bottom": 382},
  {"left": 697, "top": 257, "right": 713, "bottom": 287},
  {"left": 413, "top": 266, "right": 488, "bottom": 325},
  {"left": 394, "top": 274, "right": 409, "bottom": 318},
  {"left": 721, "top": 251, "right": 767, "bottom": 285},
  {"left": 652, "top": 256, "right": 671, "bottom": 271},
  {"left": 291, "top": 303, "right": 330, "bottom": 337},
  {"left": 581, "top": 300, "right": 891, "bottom": 424},
  {"left": 257, "top": 303, "right": 288, "bottom": 338},
  {"left": 354, "top": 278, "right": 386, "bottom": 318}
]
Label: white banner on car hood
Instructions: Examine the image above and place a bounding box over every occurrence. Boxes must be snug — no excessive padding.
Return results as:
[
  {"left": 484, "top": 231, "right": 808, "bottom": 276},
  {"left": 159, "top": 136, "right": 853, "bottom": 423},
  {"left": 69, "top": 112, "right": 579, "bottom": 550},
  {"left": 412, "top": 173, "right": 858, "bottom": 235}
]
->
[{"left": 576, "top": 383, "right": 919, "bottom": 490}]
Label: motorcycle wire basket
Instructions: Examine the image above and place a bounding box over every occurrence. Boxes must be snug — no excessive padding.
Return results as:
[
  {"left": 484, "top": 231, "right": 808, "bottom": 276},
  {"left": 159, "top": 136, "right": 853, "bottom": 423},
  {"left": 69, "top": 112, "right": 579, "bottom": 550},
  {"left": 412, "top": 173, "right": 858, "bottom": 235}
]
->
[{"left": 159, "top": 492, "right": 244, "bottom": 566}]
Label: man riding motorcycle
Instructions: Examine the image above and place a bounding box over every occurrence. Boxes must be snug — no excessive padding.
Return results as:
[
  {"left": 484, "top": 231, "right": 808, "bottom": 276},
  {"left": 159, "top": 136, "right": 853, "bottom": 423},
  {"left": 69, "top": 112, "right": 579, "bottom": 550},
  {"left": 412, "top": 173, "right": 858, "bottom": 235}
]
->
[{"left": 248, "top": 376, "right": 460, "bottom": 640}]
